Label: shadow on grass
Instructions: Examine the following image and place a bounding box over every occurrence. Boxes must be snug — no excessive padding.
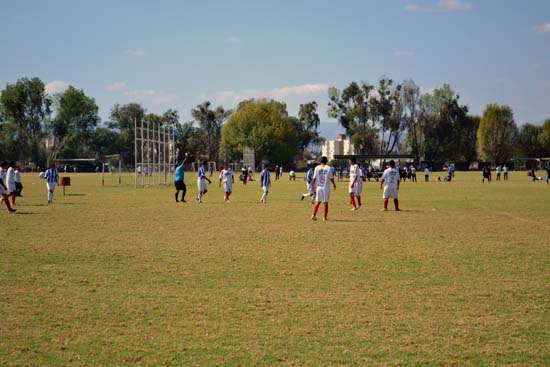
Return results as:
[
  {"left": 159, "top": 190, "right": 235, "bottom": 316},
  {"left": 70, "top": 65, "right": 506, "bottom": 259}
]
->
[
  {"left": 59, "top": 202, "right": 85, "bottom": 205},
  {"left": 13, "top": 211, "right": 44, "bottom": 215},
  {"left": 67, "top": 194, "right": 86, "bottom": 196}
]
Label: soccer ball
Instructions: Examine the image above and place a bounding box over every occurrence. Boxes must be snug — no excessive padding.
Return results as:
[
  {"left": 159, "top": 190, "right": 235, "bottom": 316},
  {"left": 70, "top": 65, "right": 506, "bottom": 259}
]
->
[{"left": 39, "top": 172, "right": 45, "bottom": 179}]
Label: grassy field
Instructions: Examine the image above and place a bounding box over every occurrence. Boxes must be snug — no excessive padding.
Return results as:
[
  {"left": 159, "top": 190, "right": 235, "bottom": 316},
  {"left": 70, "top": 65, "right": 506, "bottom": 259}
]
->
[{"left": 1, "top": 170, "right": 549, "bottom": 366}]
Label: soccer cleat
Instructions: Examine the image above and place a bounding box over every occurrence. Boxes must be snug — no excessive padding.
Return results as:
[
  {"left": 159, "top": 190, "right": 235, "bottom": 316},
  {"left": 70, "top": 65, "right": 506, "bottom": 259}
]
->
[
  {"left": 380, "top": 208, "right": 388, "bottom": 211},
  {"left": 356, "top": 206, "right": 361, "bottom": 210},
  {"left": 395, "top": 208, "right": 402, "bottom": 211},
  {"left": 311, "top": 215, "right": 317, "bottom": 221},
  {"left": 351, "top": 207, "right": 357, "bottom": 211},
  {"left": 300, "top": 194, "right": 305, "bottom": 201},
  {"left": 323, "top": 217, "right": 328, "bottom": 221}
]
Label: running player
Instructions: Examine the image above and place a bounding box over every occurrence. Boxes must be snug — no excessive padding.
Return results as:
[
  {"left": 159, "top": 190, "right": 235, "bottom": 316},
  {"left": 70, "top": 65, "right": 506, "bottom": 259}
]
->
[
  {"left": 300, "top": 163, "right": 315, "bottom": 204},
  {"left": 6, "top": 161, "right": 16, "bottom": 207},
  {"left": 311, "top": 156, "right": 336, "bottom": 221},
  {"left": 219, "top": 163, "right": 235, "bottom": 202},
  {"left": 348, "top": 157, "right": 363, "bottom": 211},
  {"left": 0, "top": 161, "right": 16, "bottom": 213},
  {"left": 197, "top": 160, "right": 212, "bottom": 204},
  {"left": 44, "top": 163, "right": 59, "bottom": 204},
  {"left": 380, "top": 160, "right": 401, "bottom": 211},
  {"left": 259, "top": 164, "right": 271, "bottom": 204}
]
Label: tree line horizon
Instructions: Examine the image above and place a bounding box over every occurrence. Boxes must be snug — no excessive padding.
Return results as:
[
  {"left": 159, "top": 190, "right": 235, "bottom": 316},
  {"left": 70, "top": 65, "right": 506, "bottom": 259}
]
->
[{"left": 1, "top": 76, "right": 549, "bottom": 168}]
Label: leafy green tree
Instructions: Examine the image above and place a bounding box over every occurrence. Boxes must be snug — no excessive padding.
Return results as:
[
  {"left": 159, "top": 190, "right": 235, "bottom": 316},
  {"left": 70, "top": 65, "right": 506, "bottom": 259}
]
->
[
  {"left": 173, "top": 121, "right": 206, "bottom": 161},
  {"left": 537, "top": 120, "right": 550, "bottom": 156},
  {"left": 328, "top": 82, "right": 377, "bottom": 154},
  {"left": 402, "top": 80, "right": 424, "bottom": 164},
  {"left": 108, "top": 103, "right": 146, "bottom": 164},
  {"left": 191, "top": 101, "right": 232, "bottom": 161},
  {"left": 0, "top": 77, "right": 51, "bottom": 164},
  {"left": 515, "top": 123, "right": 543, "bottom": 157},
  {"left": 48, "top": 86, "right": 100, "bottom": 163},
  {"left": 221, "top": 99, "right": 298, "bottom": 163},
  {"left": 296, "top": 101, "right": 323, "bottom": 155},
  {"left": 477, "top": 104, "right": 517, "bottom": 163}
]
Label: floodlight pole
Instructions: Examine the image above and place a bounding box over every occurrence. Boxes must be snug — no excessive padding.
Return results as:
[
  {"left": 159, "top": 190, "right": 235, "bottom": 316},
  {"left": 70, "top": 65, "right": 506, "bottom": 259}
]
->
[
  {"left": 134, "top": 117, "right": 137, "bottom": 188},
  {"left": 141, "top": 118, "right": 144, "bottom": 187}
]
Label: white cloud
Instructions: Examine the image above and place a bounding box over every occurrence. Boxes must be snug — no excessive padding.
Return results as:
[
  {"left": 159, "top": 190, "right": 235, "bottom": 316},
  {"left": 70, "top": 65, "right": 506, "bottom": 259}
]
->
[
  {"left": 45, "top": 80, "right": 69, "bottom": 94},
  {"left": 106, "top": 82, "right": 127, "bottom": 91},
  {"left": 224, "top": 36, "right": 241, "bottom": 43},
  {"left": 392, "top": 51, "right": 416, "bottom": 57},
  {"left": 209, "top": 83, "right": 330, "bottom": 105},
  {"left": 124, "top": 89, "right": 178, "bottom": 104},
  {"left": 534, "top": 22, "right": 550, "bottom": 33},
  {"left": 405, "top": 0, "right": 472, "bottom": 13},
  {"left": 125, "top": 49, "right": 145, "bottom": 57}
]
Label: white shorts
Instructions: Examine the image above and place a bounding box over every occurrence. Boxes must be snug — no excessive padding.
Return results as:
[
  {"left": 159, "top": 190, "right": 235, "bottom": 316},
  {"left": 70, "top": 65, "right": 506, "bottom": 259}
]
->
[
  {"left": 307, "top": 183, "right": 314, "bottom": 195},
  {"left": 0, "top": 186, "right": 6, "bottom": 195},
  {"left": 223, "top": 183, "right": 232, "bottom": 193},
  {"left": 262, "top": 186, "right": 269, "bottom": 193},
  {"left": 383, "top": 186, "right": 398, "bottom": 199},
  {"left": 8, "top": 183, "right": 16, "bottom": 193},
  {"left": 47, "top": 182, "right": 57, "bottom": 192},
  {"left": 349, "top": 181, "right": 363, "bottom": 195},
  {"left": 316, "top": 187, "right": 330, "bottom": 203},
  {"left": 197, "top": 179, "right": 207, "bottom": 192}
]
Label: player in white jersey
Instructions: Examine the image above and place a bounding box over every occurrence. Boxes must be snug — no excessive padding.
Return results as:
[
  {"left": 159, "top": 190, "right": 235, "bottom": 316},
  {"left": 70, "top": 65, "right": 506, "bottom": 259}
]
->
[
  {"left": 219, "top": 164, "right": 234, "bottom": 203},
  {"left": 311, "top": 156, "right": 336, "bottom": 221},
  {"left": 0, "top": 161, "right": 16, "bottom": 213},
  {"left": 6, "top": 161, "right": 17, "bottom": 207},
  {"left": 300, "top": 163, "right": 316, "bottom": 204},
  {"left": 380, "top": 160, "right": 401, "bottom": 211},
  {"left": 348, "top": 157, "right": 363, "bottom": 211}
]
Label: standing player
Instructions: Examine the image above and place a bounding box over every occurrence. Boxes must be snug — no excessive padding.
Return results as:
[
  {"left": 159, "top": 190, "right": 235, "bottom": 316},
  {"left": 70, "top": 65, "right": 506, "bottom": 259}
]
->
[
  {"left": 348, "top": 157, "right": 363, "bottom": 211},
  {"left": 6, "top": 161, "right": 16, "bottom": 207},
  {"left": 380, "top": 160, "right": 401, "bottom": 211},
  {"left": 503, "top": 164, "right": 509, "bottom": 181},
  {"left": 300, "top": 163, "right": 316, "bottom": 204},
  {"left": 14, "top": 165, "right": 23, "bottom": 196},
  {"left": 219, "top": 164, "right": 235, "bottom": 202},
  {"left": 197, "top": 160, "right": 212, "bottom": 204},
  {"left": 44, "top": 163, "right": 59, "bottom": 204},
  {"left": 174, "top": 153, "right": 188, "bottom": 202},
  {"left": 311, "top": 156, "right": 336, "bottom": 221},
  {"left": 0, "top": 161, "right": 16, "bottom": 213},
  {"left": 259, "top": 164, "right": 271, "bottom": 204}
]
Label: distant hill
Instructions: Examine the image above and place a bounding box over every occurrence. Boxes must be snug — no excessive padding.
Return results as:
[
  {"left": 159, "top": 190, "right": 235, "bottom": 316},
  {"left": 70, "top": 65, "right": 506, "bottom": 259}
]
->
[{"left": 318, "top": 121, "right": 345, "bottom": 140}]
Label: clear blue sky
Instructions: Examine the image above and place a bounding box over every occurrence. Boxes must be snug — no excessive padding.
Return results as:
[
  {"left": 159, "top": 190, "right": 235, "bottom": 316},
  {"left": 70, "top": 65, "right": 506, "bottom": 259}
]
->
[{"left": 1, "top": 0, "right": 549, "bottom": 126}]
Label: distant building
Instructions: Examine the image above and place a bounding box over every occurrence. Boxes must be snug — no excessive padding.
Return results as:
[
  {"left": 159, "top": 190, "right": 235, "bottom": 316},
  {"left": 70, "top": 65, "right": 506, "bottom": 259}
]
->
[{"left": 322, "top": 134, "right": 355, "bottom": 161}]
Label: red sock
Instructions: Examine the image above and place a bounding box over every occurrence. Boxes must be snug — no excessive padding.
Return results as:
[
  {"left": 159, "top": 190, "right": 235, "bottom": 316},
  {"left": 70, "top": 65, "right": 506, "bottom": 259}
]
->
[
  {"left": 384, "top": 198, "right": 389, "bottom": 209},
  {"left": 324, "top": 204, "right": 329, "bottom": 218},
  {"left": 357, "top": 196, "right": 362, "bottom": 206},
  {"left": 394, "top": 199, "right": 399, "bottom": 210},
  {"left": 313, "top": 202, "right": 320, "bottom": 216},
  {"left": 227, "top": 192, "right": 231, "bottom": 199},
  {"left": 11, "top": 194, "right": 16, "bottom": 205},
  {"left": 3, "top": 196, "right": 13, "bottom": 211},
  {"left": 350, "top": 195, "right": 356, "bottom": 208}
]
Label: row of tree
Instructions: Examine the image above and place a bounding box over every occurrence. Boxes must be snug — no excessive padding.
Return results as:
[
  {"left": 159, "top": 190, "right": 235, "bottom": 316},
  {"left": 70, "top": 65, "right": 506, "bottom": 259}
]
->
[{"left": 1, "top": 76, "right": 549, "bottom": 167}]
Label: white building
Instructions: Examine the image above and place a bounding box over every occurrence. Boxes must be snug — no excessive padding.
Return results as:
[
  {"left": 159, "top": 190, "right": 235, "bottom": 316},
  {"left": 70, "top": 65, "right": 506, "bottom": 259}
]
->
[{"left": 322, "top": 134, "right": 355, "bottom": 161}]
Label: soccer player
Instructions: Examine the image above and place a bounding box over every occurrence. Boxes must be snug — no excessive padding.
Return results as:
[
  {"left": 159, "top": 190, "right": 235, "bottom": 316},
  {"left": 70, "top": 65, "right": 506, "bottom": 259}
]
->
[
  {"left": 410, "top": 166, "right": 417, "bottom": 182},
  {"left": 196, "top": 160, "right": 211, "bottom": 204},
  {"left": 311, "top": 156, "right": 336, "bottom": 221},
  {"left": 219, "top": 163, "right": 235, "bottom": 202},
  {"left": 348, "top": 157, "right": 363, "bottom": 211},
  {"left": 503, "top": 164, "right": 509, "bottom": 180},
  {"left": 174, "top": 153, "right": 189, "bottom": 202},
  {"left": 6, "top": 161, "right": 16, "bottom": 207},
  {"left": 0, "top": 161, "right": 16, "bottom": 213},
  {"left": 482, "top": 165, "right": 491, "bottom": 183},
  {"left": 14, "top": 165, "right": 23, "bottom": 196},
  {"left": 380, "top": 160, "right": 401, "bottom": 211},
  {"left": 300, "top": 163, "right": 316, "bottom": 204},
  {"left": 424, "top": 167, "right": 430, "bottom": 182},
  {"left": 259, "top": 164, "right": 271, "bottom": 204},
  {"left": 496, "top": 165, "right": 502, "bottom": 181},
  {"left": 44, "top": 163, "right": 59, "bottom": 204}
]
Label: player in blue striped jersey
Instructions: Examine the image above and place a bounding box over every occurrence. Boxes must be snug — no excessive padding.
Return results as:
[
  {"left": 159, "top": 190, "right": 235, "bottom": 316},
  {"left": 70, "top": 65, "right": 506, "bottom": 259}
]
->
[
  {"left": 196, "top": 161, "right": 212, "bottom": 204},
  {"left": 259, "top": 164, "right": 271, "bottom": 204},
  {"left": 44, "top": 163, "right": 59, "bottom": 204},
  {"left": 300, "top": 163, "right": 316, "bottom": 204}
]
